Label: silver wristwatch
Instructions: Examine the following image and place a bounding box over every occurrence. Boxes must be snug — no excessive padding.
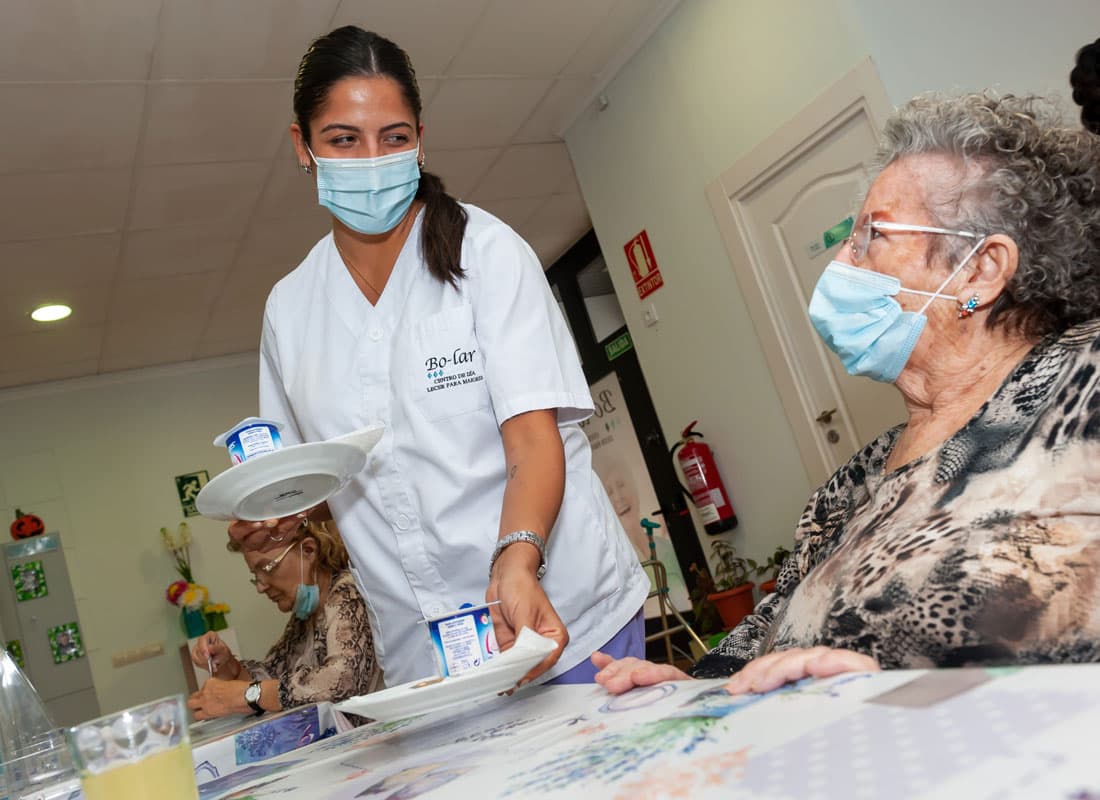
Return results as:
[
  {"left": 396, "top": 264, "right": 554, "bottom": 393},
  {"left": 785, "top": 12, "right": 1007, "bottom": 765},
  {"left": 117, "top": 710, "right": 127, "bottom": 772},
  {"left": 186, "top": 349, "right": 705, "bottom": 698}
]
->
[
  {"left": 244, "top": 681, "right": 264, "bottom": 715},
  {"left": 489, "top": 530, "right": 547, "bottom": 580}
]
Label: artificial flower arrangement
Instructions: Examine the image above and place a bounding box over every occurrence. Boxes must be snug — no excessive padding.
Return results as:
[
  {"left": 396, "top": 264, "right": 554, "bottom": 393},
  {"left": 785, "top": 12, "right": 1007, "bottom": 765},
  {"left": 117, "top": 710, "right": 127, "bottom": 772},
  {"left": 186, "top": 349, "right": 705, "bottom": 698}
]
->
[{"left": 161, "top": 522, "right": 230, "bottom": 636}]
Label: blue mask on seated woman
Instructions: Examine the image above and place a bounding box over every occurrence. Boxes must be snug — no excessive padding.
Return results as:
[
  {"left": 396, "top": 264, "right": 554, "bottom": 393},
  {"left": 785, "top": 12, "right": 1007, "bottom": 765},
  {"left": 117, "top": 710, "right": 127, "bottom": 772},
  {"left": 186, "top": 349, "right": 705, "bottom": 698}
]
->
[
  {"left": 294, "top": 542, "right": 320, "bottom": 620},
  {"left": 808, "top": 238, "right": 985, "bottom": 383}
]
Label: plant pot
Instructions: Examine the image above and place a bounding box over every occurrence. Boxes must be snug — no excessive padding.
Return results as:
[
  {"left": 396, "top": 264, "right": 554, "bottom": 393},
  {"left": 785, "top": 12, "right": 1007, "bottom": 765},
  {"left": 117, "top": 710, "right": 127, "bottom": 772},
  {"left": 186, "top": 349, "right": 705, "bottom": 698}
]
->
[
  {"left": 180, "top": 607, "right": 208, "bottom": 639},
  {"left": 759, "top": 579, "right": 777, "bottom": 596},
  {"left": 205, "top": 612, "right": 228, "bottom": 632},
  {"left": 707, "top": 583, "right": 755, "bottom": 630}
]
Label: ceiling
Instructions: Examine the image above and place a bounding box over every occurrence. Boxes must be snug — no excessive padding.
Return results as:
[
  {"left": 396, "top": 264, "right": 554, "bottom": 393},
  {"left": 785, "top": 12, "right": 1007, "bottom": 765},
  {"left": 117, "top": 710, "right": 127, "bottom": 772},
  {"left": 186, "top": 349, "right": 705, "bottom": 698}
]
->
[{"left": 0, "top": 0, "right": 677, "bottom": 390}]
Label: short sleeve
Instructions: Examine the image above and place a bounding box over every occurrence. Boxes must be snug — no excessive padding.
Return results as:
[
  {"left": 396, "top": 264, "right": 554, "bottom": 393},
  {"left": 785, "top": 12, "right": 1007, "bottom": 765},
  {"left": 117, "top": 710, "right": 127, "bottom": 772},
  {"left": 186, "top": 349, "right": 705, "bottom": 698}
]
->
[{"left": 466, "top": 218, "right": 594, "bottom": 427}]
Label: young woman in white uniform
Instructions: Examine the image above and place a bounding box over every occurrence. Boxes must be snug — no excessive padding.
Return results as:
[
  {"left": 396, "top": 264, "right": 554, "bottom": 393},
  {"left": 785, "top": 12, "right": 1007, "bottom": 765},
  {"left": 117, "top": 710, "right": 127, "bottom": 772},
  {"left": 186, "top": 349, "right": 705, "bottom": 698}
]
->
[{"left": 229, "top": 26, "right": 649, "bottom": 687}]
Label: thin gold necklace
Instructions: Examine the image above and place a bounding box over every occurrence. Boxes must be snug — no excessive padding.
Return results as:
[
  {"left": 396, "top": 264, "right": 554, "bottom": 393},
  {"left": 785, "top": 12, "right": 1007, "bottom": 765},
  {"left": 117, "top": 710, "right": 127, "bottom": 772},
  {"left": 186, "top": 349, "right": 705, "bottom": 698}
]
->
[{"left": 334, "top": 238, "right": 381, "bottom": 297}]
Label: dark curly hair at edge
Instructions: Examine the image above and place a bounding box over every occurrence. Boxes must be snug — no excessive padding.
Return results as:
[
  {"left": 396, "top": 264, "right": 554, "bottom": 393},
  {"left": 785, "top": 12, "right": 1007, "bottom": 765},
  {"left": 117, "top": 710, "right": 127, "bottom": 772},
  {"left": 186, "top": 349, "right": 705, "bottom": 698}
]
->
[
  {"left": 1071, "top": 37, "right": 1100, "bottom": 135},
  {"left": 873, "top": 92, "right": 1100, "bottom": 341}
]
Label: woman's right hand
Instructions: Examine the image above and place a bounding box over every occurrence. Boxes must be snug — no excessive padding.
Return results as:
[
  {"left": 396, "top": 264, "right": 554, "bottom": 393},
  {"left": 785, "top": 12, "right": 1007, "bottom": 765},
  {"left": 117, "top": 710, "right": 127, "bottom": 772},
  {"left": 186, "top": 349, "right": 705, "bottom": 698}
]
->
[
  {"left": 191, "top": 632, "right": 231, "bottom": 673},
  {"left": 227, "top": 502, "right": 330, "bottom": 551},
  {"left": 227, "top": 514, "right": 306, "bottom": 551},
  {"left": 592, "top": 652, "right": 692, "bottom": 694}
]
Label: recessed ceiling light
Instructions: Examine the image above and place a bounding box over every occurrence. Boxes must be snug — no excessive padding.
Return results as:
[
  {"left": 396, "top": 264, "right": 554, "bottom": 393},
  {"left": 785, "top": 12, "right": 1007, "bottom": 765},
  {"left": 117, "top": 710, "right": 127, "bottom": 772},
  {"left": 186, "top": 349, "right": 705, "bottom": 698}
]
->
[{"left": 30, "top": 304, "right": 72, "bottom": 323}]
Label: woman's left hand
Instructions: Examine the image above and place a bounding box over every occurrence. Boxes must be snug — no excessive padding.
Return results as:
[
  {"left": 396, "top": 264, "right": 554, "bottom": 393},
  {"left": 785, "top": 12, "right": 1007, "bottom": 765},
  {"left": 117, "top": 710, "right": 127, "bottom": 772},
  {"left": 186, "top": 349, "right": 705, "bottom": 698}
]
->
[
  {"left": 187, "top": 678, "right": 248, "bottom": 720},
  {"left": 724, "top": 646, "right": 879, "bottom": 695},
  {"left": 487, "top": 544, "right": 568, "bottom": 685}
]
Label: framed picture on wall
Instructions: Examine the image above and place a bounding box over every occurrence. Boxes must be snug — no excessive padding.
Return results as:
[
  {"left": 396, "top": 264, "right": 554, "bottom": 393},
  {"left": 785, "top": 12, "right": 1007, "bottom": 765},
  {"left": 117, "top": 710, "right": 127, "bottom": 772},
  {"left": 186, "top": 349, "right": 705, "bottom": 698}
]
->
[
  {"left": 48, "top": 622, "right": 84, "bottom": 664},
  {"left": 5, "top": 639, "right": 24, "bottom": 669},
  {"left": 11, "top": 560, "right": 48, "bottom": 602}
]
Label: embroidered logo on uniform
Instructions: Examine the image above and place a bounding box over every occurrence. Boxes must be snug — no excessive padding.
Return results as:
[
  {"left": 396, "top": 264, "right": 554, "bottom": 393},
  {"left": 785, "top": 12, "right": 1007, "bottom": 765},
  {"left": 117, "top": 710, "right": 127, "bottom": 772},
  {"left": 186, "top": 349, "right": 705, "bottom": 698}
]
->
[{"left": 425, "top": 349, "right": 484, "bottom": 394}]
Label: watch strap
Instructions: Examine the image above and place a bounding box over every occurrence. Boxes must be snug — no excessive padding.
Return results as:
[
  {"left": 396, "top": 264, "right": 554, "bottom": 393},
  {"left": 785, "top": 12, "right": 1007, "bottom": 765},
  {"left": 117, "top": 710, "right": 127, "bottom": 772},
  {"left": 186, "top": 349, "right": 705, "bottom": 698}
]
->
[{"left": 490, "top": 530, "right": 547, "bottom": 580}]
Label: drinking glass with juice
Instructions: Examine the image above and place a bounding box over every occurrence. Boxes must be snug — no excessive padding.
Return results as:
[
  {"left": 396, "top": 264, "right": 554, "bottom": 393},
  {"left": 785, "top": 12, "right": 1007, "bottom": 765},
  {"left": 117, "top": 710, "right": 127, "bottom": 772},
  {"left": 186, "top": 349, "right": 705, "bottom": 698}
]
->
[{"left": 67, "top": 694, "right": 197, "bottom": 800}]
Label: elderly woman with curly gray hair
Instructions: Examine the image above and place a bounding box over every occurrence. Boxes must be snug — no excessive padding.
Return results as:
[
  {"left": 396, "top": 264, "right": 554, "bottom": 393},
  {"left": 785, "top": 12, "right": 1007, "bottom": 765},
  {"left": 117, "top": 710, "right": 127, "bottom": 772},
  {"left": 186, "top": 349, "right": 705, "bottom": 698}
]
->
[{"left": 593, "top": 90, "right": 1100, "bottom": 696}]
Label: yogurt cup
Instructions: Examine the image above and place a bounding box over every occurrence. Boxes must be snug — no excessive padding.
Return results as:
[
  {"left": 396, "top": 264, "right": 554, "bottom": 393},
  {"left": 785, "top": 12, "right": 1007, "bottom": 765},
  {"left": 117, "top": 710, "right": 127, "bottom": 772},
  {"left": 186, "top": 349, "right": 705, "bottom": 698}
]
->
[
  {"left": 213, "top": 417, "right": 284, "bottom": 465},
  {"left": 422, "top": 602, "right": 500, "bottom": 677}
]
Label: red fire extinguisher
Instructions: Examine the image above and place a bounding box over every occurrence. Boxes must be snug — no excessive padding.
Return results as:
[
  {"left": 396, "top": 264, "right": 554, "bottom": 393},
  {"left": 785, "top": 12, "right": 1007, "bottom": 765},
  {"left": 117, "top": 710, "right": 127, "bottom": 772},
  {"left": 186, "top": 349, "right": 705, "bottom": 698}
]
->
[{"left": 670, "top": 421, "right": 738, "bottom": 535}]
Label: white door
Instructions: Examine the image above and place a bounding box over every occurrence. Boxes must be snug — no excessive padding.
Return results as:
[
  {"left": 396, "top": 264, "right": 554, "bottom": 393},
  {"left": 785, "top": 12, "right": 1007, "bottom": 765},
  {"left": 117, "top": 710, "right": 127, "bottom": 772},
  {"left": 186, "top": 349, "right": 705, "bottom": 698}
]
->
[{"left": 707, "top": 59, "right": 906, "bottom": 488}]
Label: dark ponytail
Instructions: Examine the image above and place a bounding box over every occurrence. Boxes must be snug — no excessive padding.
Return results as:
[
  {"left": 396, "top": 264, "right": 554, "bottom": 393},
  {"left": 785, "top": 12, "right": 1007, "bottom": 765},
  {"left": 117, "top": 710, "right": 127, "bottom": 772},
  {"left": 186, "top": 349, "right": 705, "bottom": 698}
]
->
[{"left": 293, "top": 26, "right": 467, "bottom": 287}]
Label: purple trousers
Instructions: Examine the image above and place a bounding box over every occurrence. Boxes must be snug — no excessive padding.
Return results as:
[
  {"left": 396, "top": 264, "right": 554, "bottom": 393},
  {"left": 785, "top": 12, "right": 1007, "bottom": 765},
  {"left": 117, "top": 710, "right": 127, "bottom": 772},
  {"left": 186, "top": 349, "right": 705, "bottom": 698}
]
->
[{"left": 545, "top": 606, "right": 646, "bottom": 685}]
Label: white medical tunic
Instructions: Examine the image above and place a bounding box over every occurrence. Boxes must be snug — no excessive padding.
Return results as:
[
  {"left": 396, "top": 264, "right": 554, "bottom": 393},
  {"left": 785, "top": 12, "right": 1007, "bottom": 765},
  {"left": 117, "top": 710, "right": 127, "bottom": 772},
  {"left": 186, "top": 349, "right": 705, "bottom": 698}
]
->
[{"left": 259, "top": 205, "right": 649, "bottom": 686}]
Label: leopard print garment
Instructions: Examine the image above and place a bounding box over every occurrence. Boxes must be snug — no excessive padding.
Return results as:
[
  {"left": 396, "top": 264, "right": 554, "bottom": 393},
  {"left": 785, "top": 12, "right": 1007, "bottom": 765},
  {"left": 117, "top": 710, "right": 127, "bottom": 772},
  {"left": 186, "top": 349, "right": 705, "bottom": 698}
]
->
[
  {"left": 692, "top": 318, "right": 1100, "bottom": 678},
  {"left": 240, "top": 569, "right": 382, "bottom": 709}
]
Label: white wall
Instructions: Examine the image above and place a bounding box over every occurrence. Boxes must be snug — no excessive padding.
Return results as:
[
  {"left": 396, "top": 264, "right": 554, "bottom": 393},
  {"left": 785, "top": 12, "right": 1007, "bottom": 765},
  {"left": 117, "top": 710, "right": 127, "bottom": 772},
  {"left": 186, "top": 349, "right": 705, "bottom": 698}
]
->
[
  {"left": 0, "top": 355, "right": 286, "bottom": 714},
  {"left": 849, "top": 0, "right": 1100, "bottom": 108},
  {"left": 565, "top": 0, "right": 868, "bottom": 569},
  {"left": 565, "top": 0, "right": 1099, "bottom": 570}
]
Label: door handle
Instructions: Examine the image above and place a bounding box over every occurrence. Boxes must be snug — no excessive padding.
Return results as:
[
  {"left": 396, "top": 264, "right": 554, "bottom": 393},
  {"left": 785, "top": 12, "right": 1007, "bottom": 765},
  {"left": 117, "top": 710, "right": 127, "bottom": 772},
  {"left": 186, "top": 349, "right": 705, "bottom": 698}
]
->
[{"left": 815, "top": 408, "right": 837, "bottom": 424}]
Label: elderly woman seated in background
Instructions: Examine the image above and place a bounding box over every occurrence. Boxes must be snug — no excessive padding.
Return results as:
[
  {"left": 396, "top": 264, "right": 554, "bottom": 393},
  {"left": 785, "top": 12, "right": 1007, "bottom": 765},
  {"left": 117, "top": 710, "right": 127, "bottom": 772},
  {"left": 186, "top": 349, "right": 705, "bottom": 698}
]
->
[
  {"left": 595, "top": 91, "right": 1100, "bottom": 695},
  {"left": 188, "top": 521, "right": 381, "bottom": 718}
]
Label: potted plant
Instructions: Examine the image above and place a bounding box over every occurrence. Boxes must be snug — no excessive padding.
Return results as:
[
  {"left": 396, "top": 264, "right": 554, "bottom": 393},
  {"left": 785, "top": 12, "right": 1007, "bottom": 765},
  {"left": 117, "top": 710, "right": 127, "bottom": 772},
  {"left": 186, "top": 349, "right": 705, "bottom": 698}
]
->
[
  {"left": 706, "top": 539, "right": 755, "bottom": 630},
  {"left": 751, "top": 544, "right": 792, "bottom": 596},
  {"left": 687, "top": 563, "right": 722, "bottom": 645}
]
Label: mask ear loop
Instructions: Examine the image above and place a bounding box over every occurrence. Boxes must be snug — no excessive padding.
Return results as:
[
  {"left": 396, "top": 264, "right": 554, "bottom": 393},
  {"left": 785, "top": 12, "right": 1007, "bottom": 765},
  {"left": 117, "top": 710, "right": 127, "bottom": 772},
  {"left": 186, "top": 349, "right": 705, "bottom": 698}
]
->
[{"left": 916, "top": 237, "right": 987, "bottom": 316}]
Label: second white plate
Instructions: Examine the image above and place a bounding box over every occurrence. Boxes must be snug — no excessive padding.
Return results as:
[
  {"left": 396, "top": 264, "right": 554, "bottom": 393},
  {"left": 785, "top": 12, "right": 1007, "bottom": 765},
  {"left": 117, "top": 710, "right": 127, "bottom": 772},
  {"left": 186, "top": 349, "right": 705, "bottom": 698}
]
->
[
  {"left": 195, "top": 427, "right": 383, "bottom": 521},
  {"left": 335, "top": 647, "right": 548, "bottom": 723}
]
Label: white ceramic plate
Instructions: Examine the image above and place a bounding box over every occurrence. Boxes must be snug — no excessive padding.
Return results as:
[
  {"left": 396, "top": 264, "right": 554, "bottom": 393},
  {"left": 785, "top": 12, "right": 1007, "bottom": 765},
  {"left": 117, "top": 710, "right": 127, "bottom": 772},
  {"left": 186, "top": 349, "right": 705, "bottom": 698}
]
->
[
  {"left": 335, "top": 647, "right": 548, "bottom": 723},
  {"left": 195, "top": 427, "right": 383, "bottom": 521}
]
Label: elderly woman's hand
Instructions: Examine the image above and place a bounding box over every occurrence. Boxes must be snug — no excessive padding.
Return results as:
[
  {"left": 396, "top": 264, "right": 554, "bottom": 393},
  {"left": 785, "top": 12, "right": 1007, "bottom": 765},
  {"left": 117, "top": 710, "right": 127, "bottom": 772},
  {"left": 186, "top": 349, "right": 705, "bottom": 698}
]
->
[
  {"left": 190, "top": 632, "right": 240, "bottom": 680},
  {"left": 724, "top": 646, "right": 879, "bottom": 695},
  {"left": 227, "top": 514, "right": 306, "bottom": 551},
  {"left": 187, "top": 678, "right": 250, "bottom": 720},
  {"left": 592, "top": 652, "right": 692, "bottom": 694},
  {"left": 227, "top": 502, "right": 333, "bottom": 551}
]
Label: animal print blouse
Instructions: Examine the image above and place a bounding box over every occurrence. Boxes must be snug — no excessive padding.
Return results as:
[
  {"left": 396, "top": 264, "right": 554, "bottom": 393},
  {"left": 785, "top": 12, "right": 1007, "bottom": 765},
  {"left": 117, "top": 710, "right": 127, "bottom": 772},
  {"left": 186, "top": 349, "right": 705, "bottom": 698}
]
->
[
  {"left": 692, "top": 319, "right": 1100, "bottom": 678},
  {"left": 240, "top": 570, "right": 382, "bottom": 709}
]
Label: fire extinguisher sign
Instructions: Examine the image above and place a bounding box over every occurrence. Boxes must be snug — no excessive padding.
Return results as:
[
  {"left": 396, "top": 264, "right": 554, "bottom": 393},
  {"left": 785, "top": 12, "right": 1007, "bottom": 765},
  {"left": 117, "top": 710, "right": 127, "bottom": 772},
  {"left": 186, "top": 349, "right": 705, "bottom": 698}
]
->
[{"left": 623, "top": 229, "right": 664, "bottom": 299}]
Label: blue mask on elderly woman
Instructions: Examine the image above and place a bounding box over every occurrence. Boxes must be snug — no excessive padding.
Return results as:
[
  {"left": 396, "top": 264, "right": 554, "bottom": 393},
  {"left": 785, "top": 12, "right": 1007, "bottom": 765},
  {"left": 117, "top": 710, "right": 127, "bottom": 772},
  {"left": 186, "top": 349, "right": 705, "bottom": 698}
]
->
[
  {"left": 293, "top": 541, "right": 320, "bottom": 620},
  {"left": 293, "top": 583, "right": 319, "bottom": 620},
  {"left": 808, "top": 241, "right": 983, "bottom": 383}
]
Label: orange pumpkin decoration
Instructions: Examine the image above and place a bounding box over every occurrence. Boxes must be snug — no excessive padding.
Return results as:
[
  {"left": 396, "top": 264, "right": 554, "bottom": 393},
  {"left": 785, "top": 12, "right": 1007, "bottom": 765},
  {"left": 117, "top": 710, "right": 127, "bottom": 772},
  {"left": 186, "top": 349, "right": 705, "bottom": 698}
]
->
[{"left": 10, "top": 509, "right": 44, "bottom": 541}]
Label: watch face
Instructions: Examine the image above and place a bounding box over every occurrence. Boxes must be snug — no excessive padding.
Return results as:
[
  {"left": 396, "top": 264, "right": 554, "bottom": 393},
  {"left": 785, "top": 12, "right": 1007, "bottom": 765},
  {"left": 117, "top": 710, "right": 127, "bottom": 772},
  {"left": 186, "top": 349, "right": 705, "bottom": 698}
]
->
[{"left": 245, "top": 683, "right": 261, "bottom": 703}]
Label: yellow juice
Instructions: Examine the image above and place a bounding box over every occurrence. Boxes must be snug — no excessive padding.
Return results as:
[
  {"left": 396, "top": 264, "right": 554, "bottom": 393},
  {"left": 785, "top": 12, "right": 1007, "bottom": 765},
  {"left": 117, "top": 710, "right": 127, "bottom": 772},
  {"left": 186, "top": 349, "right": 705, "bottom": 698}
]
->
[{"left": 80, "top": 742, "right": 197, "bottom": 800}]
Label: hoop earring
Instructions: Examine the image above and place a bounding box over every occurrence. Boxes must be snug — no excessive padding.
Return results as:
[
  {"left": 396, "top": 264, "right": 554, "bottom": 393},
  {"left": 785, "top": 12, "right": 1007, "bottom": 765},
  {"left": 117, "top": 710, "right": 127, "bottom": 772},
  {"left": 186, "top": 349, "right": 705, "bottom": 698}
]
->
[{"left": 957, "top": 293, "right": 980, "bottom": 319}]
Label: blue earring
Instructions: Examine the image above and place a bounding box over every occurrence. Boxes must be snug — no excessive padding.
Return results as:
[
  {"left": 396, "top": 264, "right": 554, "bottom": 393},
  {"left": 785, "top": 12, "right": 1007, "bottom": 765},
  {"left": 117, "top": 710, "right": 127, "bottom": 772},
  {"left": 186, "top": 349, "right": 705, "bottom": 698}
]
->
[{"left": 958, "top": 293, "right": 980, "bottom": 319}]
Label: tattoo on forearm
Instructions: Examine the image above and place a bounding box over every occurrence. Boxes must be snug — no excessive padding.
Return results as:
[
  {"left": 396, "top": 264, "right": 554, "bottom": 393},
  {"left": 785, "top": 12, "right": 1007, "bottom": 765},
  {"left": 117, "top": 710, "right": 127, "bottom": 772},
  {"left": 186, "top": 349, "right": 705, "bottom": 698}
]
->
[{"left": 509, "top": 465, "right": 518, "bottom": 480}]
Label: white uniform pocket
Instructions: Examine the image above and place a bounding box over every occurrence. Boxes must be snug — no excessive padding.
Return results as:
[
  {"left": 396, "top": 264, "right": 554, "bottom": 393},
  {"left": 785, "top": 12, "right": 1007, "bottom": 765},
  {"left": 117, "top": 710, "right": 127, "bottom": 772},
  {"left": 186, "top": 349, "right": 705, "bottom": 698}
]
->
[{"left": 411, "top": 304, "right": 491, "bottom": 422}]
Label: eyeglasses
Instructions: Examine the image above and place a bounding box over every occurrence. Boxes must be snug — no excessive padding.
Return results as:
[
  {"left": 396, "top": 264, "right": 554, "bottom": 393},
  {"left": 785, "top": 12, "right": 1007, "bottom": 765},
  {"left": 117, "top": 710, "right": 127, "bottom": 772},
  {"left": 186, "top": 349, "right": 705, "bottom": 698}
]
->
[
  {"left": 248, "top": 541, "right": 297, "bottom": 587},
  {"left": 847, "top": 212, "right": 980, "bottom": 265}
]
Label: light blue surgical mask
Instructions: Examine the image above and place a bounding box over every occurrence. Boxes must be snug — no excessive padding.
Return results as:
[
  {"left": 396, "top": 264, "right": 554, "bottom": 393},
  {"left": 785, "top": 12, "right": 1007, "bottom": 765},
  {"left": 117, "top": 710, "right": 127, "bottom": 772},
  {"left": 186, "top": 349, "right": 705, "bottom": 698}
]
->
[
  {"left": 808, "top": 239, "right": 984, "bottom": 383},
  {"left": 293, "top": 583, "right": 319, "bottom": 620},
  {"left": 293, "top": 541, "right": 319, "bottom": 620},
  {"left": 307, "top": 145, "right": 420, "bottom": 234}
]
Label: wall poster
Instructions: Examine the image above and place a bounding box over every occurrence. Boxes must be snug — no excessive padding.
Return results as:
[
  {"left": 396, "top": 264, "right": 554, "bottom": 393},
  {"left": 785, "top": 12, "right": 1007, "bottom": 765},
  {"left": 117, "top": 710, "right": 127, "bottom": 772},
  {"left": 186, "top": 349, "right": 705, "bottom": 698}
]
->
[{"left": 582, "top": 372, "right": 690, "bottom": 617}]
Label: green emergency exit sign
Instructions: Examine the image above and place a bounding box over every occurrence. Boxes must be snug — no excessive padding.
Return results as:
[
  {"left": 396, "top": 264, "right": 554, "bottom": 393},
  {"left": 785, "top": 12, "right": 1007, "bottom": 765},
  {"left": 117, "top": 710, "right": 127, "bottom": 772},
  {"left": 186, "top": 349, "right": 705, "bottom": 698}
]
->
[{"left": 605, "top": 331, "right": 634, "bottom": 361}]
